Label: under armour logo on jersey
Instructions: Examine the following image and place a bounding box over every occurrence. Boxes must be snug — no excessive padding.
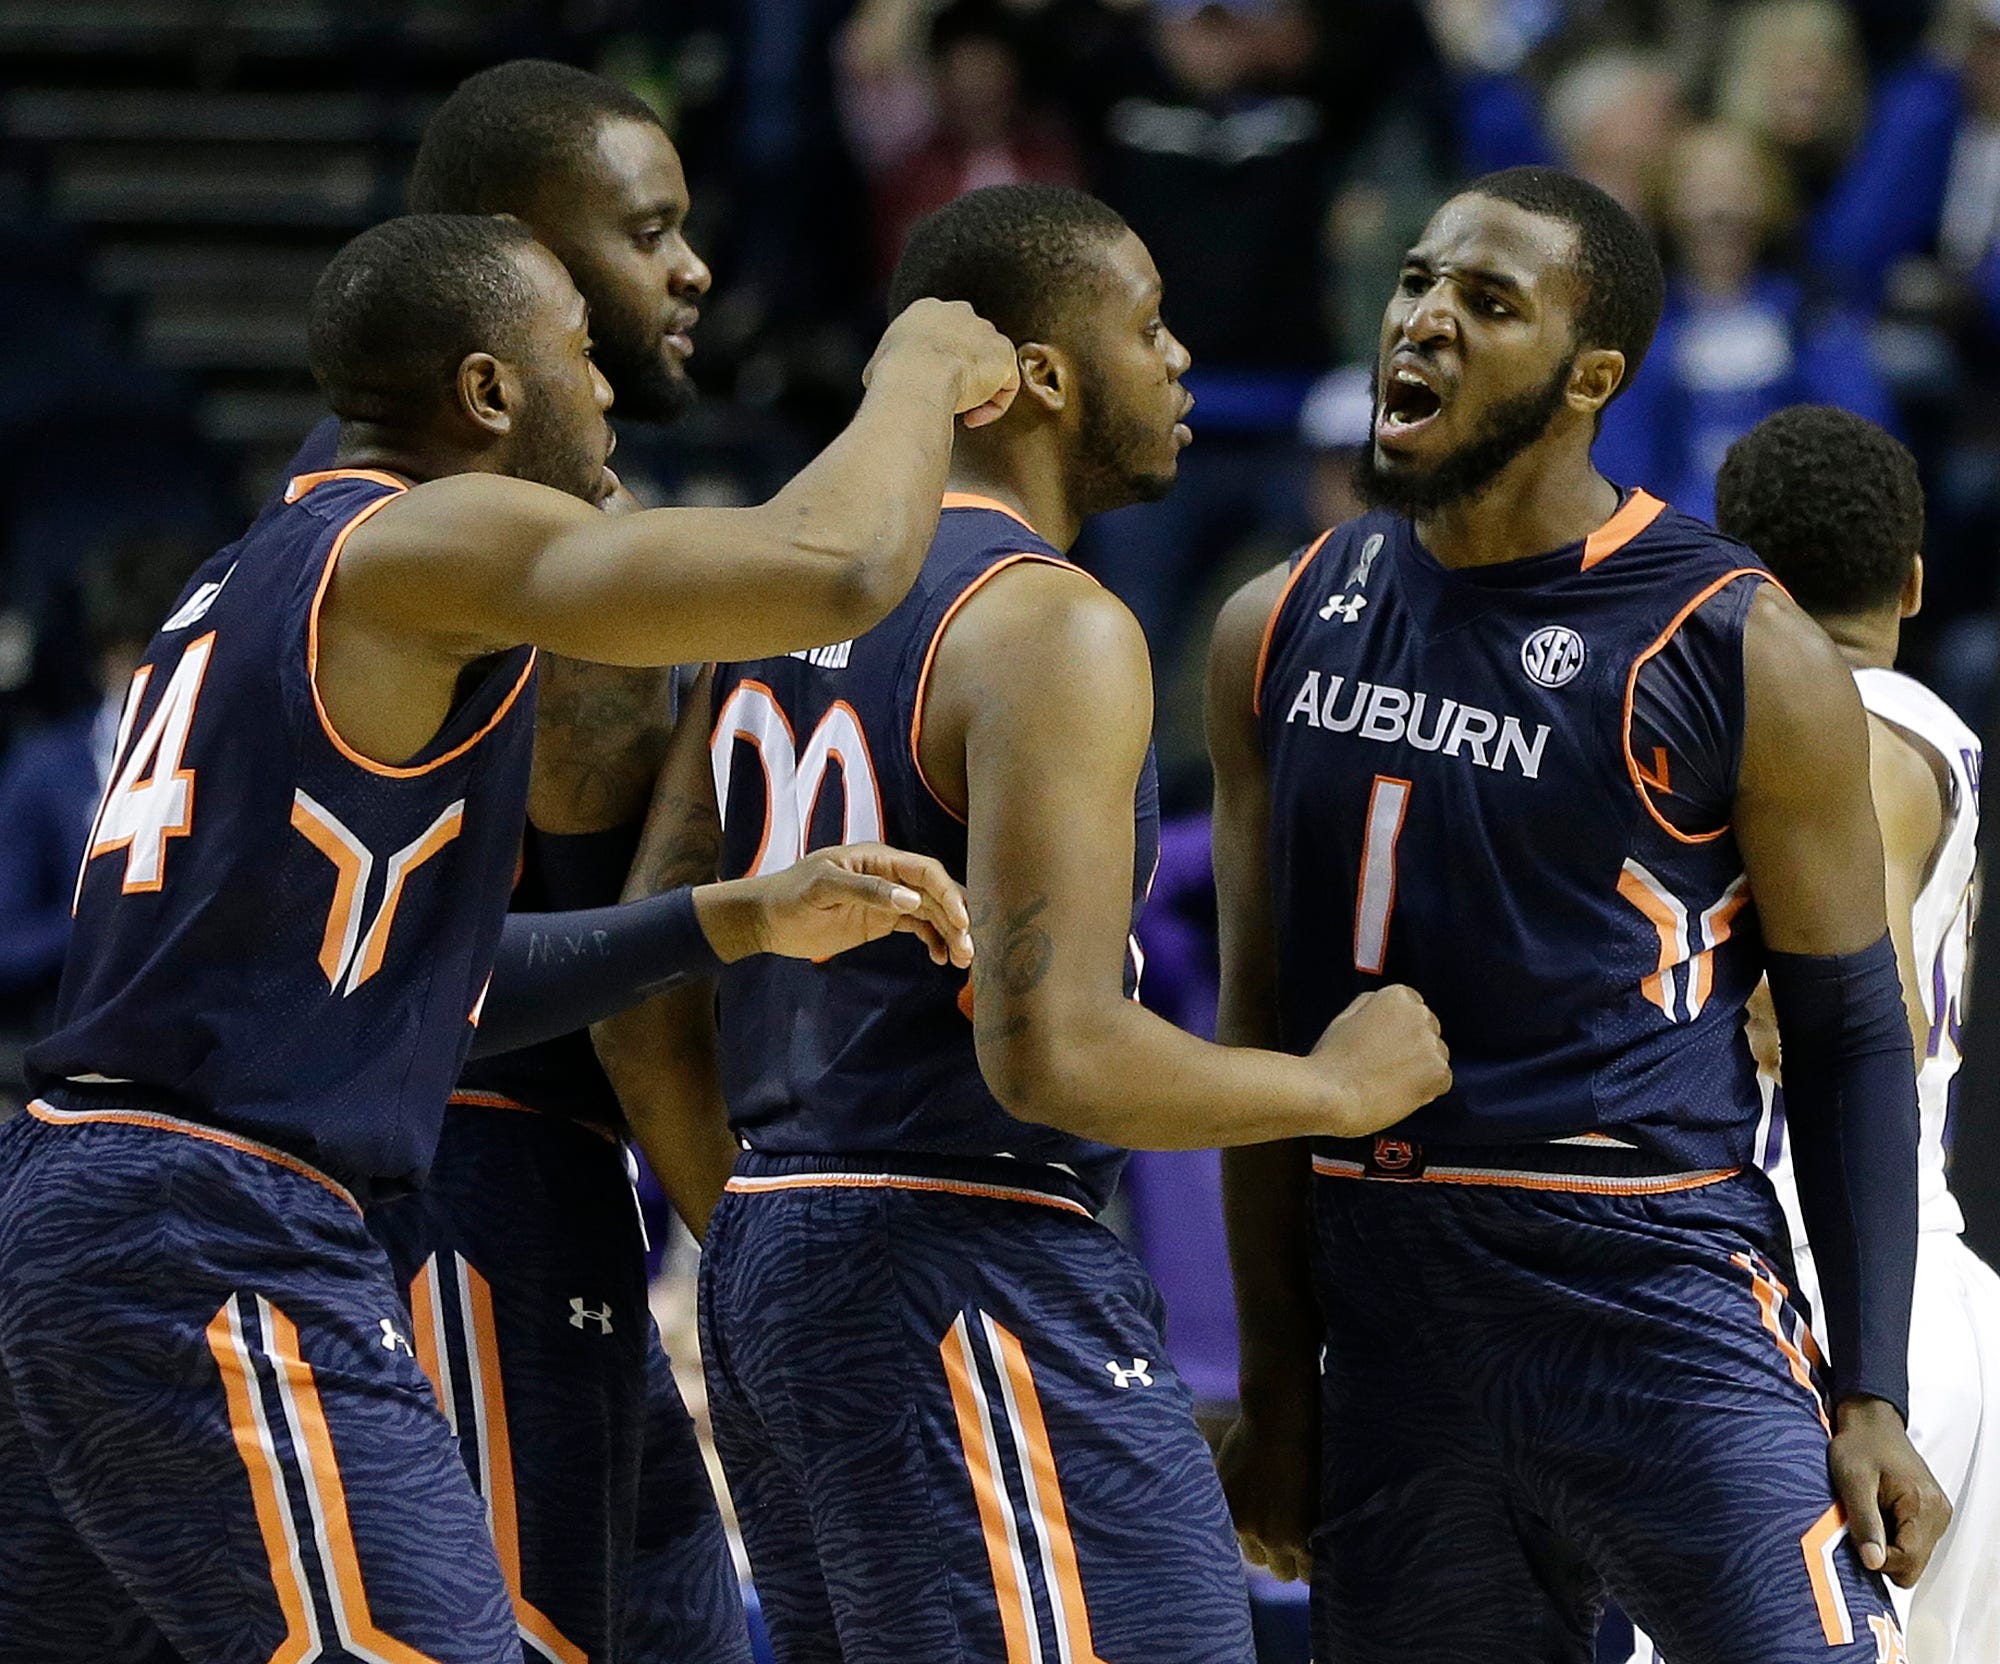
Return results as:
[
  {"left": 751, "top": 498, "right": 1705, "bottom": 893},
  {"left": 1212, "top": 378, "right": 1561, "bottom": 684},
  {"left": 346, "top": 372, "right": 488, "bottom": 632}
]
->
[
  {"left": 568, "top": 1298, "right": 613, "bottom": 1334},
  {"left": 1105, "top": 1358, "right": 1154, "bottom": 1389},
  {"left": 1345, "top": 532, "right": 1384, "bottom": 589},
  {"left": 1869, "top": 1614, "right": 1908, "bottom": 1663},
  {"left": 378, "top": 1318, "right": 412, "bottom": 1355},
  {"left": 1520, "top": 624, "right": 1586, "bottom": 688},
  {"left": 1319, "top": 593, "right": 1367, "bottom": 624}
]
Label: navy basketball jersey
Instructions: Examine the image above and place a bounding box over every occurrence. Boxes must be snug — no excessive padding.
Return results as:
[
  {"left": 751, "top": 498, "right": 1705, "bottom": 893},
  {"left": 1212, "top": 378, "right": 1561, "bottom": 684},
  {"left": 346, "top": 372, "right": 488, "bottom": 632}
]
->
[
  {"left": 1259, "top": 491, "right": 1774, "bottom": 1171},
  {"left": 30, "top": 469, "right": 537, "bottom": 1191},
  {"left": 711, "top": 495, "right": 1160, "bottom": 1212}
]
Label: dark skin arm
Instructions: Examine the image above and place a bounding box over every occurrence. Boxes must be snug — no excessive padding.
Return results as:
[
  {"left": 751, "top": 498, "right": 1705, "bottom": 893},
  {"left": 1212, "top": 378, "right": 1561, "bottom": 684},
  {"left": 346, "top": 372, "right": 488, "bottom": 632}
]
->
[
  {"left": 592, "top": 671, "right": 737, "bottom": 1237},
  {"left": 1735, "top": 584, "right": 1951, "bottom": 1586},
  {"left": 921, "top": 562, "right": 1451, "bottom": 1150},
  {"left": 1207, "top": 564, "right": 1322, "bottom": 1584},
  {"left": 318, "top": 302, "right": 1018, "bottom": 767}
]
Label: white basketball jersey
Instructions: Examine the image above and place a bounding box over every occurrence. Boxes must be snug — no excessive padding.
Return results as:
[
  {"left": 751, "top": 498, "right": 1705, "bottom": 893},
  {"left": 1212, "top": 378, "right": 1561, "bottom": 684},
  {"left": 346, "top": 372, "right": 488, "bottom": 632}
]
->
[{"left": 1759, "top": 667, "right": 1982, "bottom": 1244}]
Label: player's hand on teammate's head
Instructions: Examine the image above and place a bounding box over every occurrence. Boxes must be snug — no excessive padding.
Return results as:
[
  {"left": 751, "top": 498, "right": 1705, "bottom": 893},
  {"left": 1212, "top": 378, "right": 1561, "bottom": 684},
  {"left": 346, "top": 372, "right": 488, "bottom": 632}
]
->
[
  {"left": 1311, "top": 984, "right": 1452, "bottom": 1135},
  {"left": 1830, "top": 1395, "right": 1952, "bottom": 1588},
  {"left": 865, "top": 298, "right": 1020, "bottom": 429},
  {"left": 700, "top": 843, "right": 974, "bottom": 968}
]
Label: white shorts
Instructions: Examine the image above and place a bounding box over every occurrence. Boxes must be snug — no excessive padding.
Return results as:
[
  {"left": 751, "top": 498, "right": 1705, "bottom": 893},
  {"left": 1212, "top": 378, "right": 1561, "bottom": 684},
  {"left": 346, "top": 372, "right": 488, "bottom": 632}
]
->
[{"left": 1629, "top": 1230, "right": 2000, "bottom": 1664}]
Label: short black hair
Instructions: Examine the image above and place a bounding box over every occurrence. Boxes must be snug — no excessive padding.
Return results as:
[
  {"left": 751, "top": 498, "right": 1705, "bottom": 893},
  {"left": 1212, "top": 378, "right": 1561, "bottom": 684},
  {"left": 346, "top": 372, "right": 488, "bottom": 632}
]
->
[
  {"left": 1715, "top": 404, "right": 1924, "bottom": 616},
  {"left": 1463, "top": 166, "right": 1665, "bottom": 397},
  {"left": 307, "top": 215, "right": 542, "bottom": 424},
  {"left": 407, "top": 59, "right": 666, "bottom": 215},
  {"left": 887, "top": 183, "right": 1130, "bottom": 344}
]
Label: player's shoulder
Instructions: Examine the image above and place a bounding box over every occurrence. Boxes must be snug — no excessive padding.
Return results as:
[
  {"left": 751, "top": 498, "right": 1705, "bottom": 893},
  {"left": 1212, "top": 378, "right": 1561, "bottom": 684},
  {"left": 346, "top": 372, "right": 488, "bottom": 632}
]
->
[{"left": 1629, "top": 497, "right": 1769, "bottom": 579}]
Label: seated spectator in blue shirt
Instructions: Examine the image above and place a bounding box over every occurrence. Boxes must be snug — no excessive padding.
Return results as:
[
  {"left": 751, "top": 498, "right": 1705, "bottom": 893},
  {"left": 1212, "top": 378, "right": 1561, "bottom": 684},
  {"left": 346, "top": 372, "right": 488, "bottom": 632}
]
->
[
  {"left": 1595, "top": 122, "right": 1897, "bottom": 523},
  {"left": 0, "top": 535, "right": 204, "bottom": 1029}
]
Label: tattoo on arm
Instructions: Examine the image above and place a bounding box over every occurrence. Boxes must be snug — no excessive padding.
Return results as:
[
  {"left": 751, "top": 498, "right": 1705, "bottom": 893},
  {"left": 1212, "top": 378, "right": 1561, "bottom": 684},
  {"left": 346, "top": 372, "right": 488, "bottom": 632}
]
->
[
  {"left": 635, "top": 794, "right": 724, "bottom": 895},
  {"left": 532, "top": 656, "right": 676, "bottom": 831},
  {"left": 970, "top": 894, "right": 1055, "bottom": 1042}
]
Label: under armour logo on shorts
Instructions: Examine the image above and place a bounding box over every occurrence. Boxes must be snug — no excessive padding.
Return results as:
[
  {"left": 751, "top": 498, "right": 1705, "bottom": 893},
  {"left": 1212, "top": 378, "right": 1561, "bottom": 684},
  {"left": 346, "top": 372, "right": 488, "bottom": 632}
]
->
[
  {"left": 1105, "top": 1358, "right": 1154, "bottom": 1389},
  {"left": 378, "top": 1319, "right": 412, "bottom": 1355},
  {"left": 568, "top": 1298, "right": 614, "bottom": 1334}
]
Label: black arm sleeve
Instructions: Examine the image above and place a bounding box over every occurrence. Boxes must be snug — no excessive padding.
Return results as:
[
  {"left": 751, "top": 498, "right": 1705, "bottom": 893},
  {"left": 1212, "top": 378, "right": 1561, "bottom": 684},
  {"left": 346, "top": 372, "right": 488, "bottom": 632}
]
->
[
  {"left": 468, "top": 887, "right": 725, "bottom": 1059},
  {"left": 1766, "top": 934, "right": 1919, "bottom": 1418}
]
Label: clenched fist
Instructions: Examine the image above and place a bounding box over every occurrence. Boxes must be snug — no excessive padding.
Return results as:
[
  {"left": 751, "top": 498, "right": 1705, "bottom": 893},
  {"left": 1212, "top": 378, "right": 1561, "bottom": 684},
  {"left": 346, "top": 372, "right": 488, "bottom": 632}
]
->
[
  {"left": 1309, "top": 984, "right": 1452, "bottom": 1135},
  {"left": 865, "top": 297, "right": 1020, "bottom": 429}
]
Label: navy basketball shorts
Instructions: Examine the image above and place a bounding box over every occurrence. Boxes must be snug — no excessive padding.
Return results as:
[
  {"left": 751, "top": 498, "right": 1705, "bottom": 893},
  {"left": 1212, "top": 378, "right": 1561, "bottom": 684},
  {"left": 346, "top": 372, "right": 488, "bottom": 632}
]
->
[
  {"left": 0, "top": 1101, "right": 521, "bottom": 1664},
  {"left": 698, "top": 1154, "right": 1257, "bottom": 1664},
  {"left": 1306, "top": 1152, "right": 1903, "bottom": 1664},
  {"left": 366, "top": 1096, "right": 750, "bottom": 1664}
]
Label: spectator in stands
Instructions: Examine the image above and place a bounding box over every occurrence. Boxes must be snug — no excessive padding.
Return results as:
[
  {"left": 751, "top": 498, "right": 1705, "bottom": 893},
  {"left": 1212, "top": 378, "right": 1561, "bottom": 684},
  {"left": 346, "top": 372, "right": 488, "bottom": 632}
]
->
[
  {"left": 839, "top": 0, "right": 1085, "bottom": 284},
  {"left": 1080, "top": 0, "right": 1325, "bottom": 689},
  {"left": 0, "top": 535, "right": 202, "bottom": 1032},
  {"left": 1544, "top": 48, "right": 1687, "bottom": 229},
  {"left": 1717, "top": 0, "right": 1872, "bottom": 214},
  {"left": 1594, "top": 121, "right": 1896, "bottom": 522}
]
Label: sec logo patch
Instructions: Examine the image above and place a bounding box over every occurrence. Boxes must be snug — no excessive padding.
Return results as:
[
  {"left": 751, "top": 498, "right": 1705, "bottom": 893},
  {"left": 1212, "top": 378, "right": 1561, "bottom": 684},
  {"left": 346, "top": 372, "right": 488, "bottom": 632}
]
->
[{"left": 1521, "top": 625, "right": 1586, "bottom": 688}]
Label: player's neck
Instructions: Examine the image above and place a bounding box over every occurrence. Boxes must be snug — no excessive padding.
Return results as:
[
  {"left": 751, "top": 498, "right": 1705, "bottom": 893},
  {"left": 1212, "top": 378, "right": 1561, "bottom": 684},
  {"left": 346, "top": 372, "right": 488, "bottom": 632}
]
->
[
  {"left": 1814, "top": 612, "right": 1901, "bottom": 672},
  {"left": 331, "top": 421, "right": 492, "bottom": 487},
  {"left": 945, "top": 446, "right": 1081, "bottom": 553},
  {"left": 1414, "top": 444, "right": 1621, "bottom": 571}
]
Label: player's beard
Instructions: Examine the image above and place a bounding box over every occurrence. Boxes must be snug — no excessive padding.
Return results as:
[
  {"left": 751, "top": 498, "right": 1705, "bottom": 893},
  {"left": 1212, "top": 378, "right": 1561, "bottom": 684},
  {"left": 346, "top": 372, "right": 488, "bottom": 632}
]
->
[
  {"left": 515, "top": 376, "right": 612, "bottom": 505},
  {"left": 590, "top": 304, "right": 695, "bottom": 426},
  {"left": 1070, "top": 365, "right": 1177, "bottom": 518},
  {"left": 1354, "top": 356, "right": 1573, "bottom": 520}
]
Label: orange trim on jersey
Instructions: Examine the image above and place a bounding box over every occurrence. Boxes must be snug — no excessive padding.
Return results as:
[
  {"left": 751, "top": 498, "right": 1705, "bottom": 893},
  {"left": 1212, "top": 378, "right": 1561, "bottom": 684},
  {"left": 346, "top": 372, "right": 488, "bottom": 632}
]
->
[
  {"left": 347, "top": 801, "right": 463, "bottom": 987},
  {"left": 1311, "top": 1153, "right": 1739, "bottom": 1196},
  {"left": 205, "top": 1302, "right": 319, "bottom": 1664},
  {"left": 1689, "top": 882, "right": 1752, "bottom": 1014},
  {"left": 285, "top": 467, "right": 411, "bottom": 502},
  {"left": 941, "top": 491, "right": 1039, "bottom": 534},
  {"left": 1615, "top": 863, "right": 1683, "bottom": 1019},
  {"left": 27, "top": 1100, "right": 359, "bottom": 1214},
  {"left": 724, "top": 1171, "right": 1091, "bottom": 1217},
  {"left": 942, "top": 1320, "right": 1038, "bottom": 1664},
  {"left": 406, "top": 1263, "right": 447, "bottom": 1419},
  {"left": 1580, "top": 488, "right": 1666, "bottom": 571},
  {"left": 1623, "top": 568, "right": 1769, "bottom": 845},
  {"left": 264, "top": 1302, "right": 446, "bottom": 1664},
  {"left": 1801, "top": 1503, "right": 1856, "bottom": 1647},
  {"left": 1734, "top": 1251, "right": 1830, "bottom": 1433},
  {"left": 304, "top": 488, "right": 538, "bottom": 779},
  {"left": 711, "top": 678, "right": 795, "bottom": 877},
  {"left": 289, "top": 793, "right": 369, "bottom": 988},
  {"left": 989, "top": 1320, "right": 1112, "bottom": 1664},
  {"left": 459, "top": 1261, "right": 588, "bottom": 1664},
  {"left": 1250, "top": 530, "right": 1336, "bottom": 719},
  {"left": 909, "top": 552, "right": 1091, "bottom": 824},
  {"left": 445, "top": 1091, "right": 622, "bottom": 1144}
]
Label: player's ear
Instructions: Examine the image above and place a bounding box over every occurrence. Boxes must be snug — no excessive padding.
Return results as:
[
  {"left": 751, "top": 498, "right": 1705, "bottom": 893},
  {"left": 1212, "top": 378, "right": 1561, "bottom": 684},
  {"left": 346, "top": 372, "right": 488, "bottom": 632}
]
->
[
  {"left": 455, "top": 351, "right": 514, "bottom": 436},
  {"left": 1014, "top": 342, "right": 1067, "bottom": 414},
  {"left": 1566, "top": 348, "right": 1626, "bottom": 417},
  {"left": 1903, "top": 553, "right": 1924, "bottom": 620}
]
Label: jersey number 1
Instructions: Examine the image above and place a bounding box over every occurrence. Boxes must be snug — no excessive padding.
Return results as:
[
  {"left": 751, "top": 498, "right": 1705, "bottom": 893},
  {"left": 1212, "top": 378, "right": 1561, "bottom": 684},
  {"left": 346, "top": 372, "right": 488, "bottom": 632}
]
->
[
  {"left": 78, "top": 632, "right": 216, "bottom": 900},
  {"left": 1354, "top": 775, "right": 1411, "bottom": 974}
]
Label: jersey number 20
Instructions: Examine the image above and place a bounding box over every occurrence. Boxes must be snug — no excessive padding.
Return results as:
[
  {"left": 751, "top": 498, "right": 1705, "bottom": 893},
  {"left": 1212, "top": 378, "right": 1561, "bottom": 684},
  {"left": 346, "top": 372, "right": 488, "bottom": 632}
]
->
[{"left": 711, "top": 681, "right": 882, "bottom": 877}]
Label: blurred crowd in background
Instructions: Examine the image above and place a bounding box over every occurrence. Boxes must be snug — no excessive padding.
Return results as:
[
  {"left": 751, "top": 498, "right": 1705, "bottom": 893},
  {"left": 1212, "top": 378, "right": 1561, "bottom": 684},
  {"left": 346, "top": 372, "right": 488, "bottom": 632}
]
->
[{"left": 4, "top": 0, "right": 2000, "bottom": 1060}]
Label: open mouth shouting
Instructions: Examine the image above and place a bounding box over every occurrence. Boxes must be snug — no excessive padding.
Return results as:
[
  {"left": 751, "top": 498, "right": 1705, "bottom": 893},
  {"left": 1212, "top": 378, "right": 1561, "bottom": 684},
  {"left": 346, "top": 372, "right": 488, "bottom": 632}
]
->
[{"left": 1376, "top": 358, "right": 1446, "bottom": 447}]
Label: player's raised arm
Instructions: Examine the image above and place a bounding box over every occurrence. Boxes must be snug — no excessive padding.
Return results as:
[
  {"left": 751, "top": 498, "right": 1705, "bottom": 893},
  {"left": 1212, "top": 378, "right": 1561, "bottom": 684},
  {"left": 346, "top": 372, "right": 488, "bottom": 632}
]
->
[
  {"left": 1734, "top": 582, "right": 1950, "bottom": 1584},
  {"left": 929, "top": 561, "right": 1451, "bottom": 1150},
  {"left": 1208, "top": 562, "right": 1323, "bottom": 1584},
  {"left": 335, "top": 296, "right": 1018, "bottom": 669}
]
